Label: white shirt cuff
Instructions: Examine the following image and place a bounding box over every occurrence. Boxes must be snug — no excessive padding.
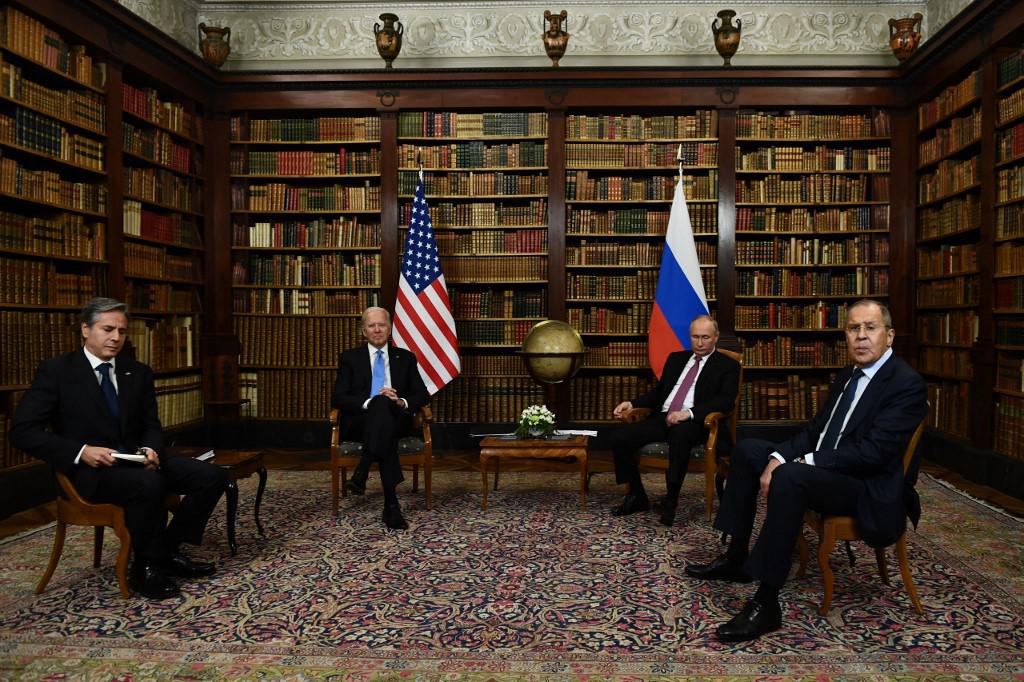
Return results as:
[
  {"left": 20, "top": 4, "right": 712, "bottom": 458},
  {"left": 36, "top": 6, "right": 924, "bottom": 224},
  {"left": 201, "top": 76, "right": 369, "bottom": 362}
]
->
[
  {"left": 770, "top": 452, "right": 785, "bottom": 465},
  {"left": 805, "top": 453, "right": 816, "bottom": 466},
  {"left": 74, "top": 444, "right": 86, "bottom": 465}
]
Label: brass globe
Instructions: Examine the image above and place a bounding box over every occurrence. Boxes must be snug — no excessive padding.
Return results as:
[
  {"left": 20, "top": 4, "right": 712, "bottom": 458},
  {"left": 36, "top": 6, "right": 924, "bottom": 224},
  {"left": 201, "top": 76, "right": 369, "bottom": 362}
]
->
[{"left": 519, "top": 320, "right": 585, "bottom": 384}]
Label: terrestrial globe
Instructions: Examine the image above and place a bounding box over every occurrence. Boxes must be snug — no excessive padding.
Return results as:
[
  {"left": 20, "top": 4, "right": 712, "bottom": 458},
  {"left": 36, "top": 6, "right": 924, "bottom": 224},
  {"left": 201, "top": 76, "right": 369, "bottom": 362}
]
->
[{"left": 519, "top": 320, "right": 585, "bottom": 384}]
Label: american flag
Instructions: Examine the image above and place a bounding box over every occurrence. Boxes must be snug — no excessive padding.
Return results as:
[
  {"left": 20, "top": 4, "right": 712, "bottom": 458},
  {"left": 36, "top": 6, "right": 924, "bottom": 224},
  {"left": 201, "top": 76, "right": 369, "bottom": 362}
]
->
[{"left": 393, "top": 169, "right": 461, "bottom": 394}]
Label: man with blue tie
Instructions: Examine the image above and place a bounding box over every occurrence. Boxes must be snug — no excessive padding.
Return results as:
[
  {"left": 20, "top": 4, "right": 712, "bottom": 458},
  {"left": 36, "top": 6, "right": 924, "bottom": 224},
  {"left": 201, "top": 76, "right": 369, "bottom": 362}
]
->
[
  {"left": 685, "top": 299, "right": 927, "bottom": 641},
  {"left": 10, "top": 298, "right": 228, "bottom": 600},
  {"left": 331, "top": 307, "right": 429, "bottom": 530}
]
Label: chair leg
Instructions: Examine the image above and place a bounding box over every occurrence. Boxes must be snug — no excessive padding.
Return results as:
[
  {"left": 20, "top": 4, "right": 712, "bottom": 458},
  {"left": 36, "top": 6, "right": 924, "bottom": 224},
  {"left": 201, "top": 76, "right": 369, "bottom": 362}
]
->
[
  {"left": 875, "top": 546, "right": 891, "bottom": 585},
  {"left": 895, "top": 535, "right": 923, "bottom": 615},
  {"left": 93, "top": 526, "right": 105, "bottom": 568},
  {"left": 796, "top": 531, "right": 809, "bottom": 578},
  {"left": 111, "top": 521, "right": 132, "bottom": 599},
  {"left": 331, "top": 461, "right": 340, "bottom": 515},
  {"left": 817, "top": 524, "right": 837, "bottom": 616},
  {"left": 35, "top": 520, "right": 67, "bottom": 595}
]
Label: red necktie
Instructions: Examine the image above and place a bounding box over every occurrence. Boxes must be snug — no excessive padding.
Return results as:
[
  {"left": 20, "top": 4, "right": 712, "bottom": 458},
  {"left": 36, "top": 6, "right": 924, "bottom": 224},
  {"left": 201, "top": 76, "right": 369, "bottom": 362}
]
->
[{"left": 667, "top": 356, "right": 701, "bottom": 413}]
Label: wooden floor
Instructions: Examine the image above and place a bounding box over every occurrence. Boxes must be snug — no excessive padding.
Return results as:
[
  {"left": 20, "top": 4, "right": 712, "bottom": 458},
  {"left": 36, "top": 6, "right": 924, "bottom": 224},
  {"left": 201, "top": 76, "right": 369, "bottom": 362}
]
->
[{"left": 1, "top": 449, "right": 1020, "bottom": 540}]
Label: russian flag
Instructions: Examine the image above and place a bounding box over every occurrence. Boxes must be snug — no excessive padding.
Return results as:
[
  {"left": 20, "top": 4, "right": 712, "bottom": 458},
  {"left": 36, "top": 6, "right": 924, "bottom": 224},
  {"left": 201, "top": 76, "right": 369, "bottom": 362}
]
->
[{"left": 648, "top": 165, "right": 709, "bottom": 378}]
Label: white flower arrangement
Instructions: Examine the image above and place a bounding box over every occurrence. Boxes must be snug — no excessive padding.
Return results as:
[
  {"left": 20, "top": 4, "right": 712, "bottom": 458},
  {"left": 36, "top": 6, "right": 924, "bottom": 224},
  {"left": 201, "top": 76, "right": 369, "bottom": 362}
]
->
[{"left": 516, "top": 404, "right": 556, "bottom": 438}]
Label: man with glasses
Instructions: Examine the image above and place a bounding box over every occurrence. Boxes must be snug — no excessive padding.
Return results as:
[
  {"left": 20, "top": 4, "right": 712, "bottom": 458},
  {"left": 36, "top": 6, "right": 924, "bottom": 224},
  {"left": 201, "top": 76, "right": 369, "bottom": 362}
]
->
[
  {"left": 684, "top": 299, "right": 926, "bottom": 641},
  {"left": 10, "top": 298, "right": 228, "bottom": 600}
]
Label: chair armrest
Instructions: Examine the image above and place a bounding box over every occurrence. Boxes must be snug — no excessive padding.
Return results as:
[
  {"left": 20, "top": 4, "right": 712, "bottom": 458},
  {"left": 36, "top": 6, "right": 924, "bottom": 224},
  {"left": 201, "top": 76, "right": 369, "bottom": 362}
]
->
[
  {"left": 703, "top": 411, "right": 727, "bottom": 429},
  {"left": 619, "top": 407, "right": 652, "bottom": 423},
  {"left": 329, "top": 408, "right": 340, "bottom": 448},
  {"left": 414, "top": 405, "right": 433, "bottom": 428}
]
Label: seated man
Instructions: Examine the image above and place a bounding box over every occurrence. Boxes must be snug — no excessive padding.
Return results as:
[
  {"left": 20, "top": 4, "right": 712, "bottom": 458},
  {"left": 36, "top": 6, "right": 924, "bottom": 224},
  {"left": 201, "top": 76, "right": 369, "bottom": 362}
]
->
[
  {"left": 10, "top": 298, "right": 228, "bottom": 600},
  {"left": 685, "top": 299, "right": 927, "bottom": 641},
  {"left": 608, "top": 314, "right": 740, "bottom": 525},
  {"left": 331, "top": 306, "right": 429, "bottom": 530}
]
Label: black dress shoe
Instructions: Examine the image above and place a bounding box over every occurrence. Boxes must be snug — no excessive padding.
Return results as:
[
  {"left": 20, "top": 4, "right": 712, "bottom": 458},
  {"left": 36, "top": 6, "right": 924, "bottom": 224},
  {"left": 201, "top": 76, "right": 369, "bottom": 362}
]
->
[
  {"left": 383, "top": 502, "right": 409, "bottom": 530},
  {"left": 684, "top": 554, "right": 753, "bottom": 583},
  {"left": 716, "top": 598, "right": 782, "bottom": 642},
  {"left": 653, "top": 498, "right": 677, "bottom": 526},
  {"left": 610, "top": 493, "right": 650, "bottom": 517},
  {"left": 163, "top": 552, "right": 216, "bottom": 579},
  {"left": 131, "top": 565, "right": 180, "bottom": 600},
  {"left": 345, "top": 477, "right": 367, "bottom": 495}
]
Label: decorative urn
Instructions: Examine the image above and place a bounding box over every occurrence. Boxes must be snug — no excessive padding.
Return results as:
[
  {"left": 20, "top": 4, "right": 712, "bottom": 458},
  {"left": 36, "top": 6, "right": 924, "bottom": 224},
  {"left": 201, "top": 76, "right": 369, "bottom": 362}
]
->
[
  {"left": 542, "top": 10, "right": 570, "bottom": 67},
  {"left": 374, "top": 13, "right": 404, "bottom": 70},
  {"left": 198, "top": 23, "right": 231, "bottom": 68},
  {"left": 889, "top": 13, "right": 923, "bottom": 62},
  {"left": 711, "top": 10, "right": 741, "bottom": 66}
]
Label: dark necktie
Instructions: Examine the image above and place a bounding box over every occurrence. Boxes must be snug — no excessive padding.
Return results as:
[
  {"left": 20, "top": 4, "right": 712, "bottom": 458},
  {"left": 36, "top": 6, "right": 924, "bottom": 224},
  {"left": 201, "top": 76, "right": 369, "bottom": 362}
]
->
[
  {"left": 369, "top": 349, "right": 385, "bottom": 399},
  {"left": 820, "top": 368, "right": 864, "bottom": 450},
  {"left": 667, "top": 356, "right": 702, "bottom": 413},
  {"left": 97, "top": 362, "right": 120, "bottom": 423}
]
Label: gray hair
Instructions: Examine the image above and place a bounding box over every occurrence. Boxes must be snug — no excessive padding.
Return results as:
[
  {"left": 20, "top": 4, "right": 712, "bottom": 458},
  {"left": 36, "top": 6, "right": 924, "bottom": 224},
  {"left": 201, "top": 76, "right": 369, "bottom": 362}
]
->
[
  {"left": 361, "top": 306, "right": 391, "bottom": 326},
  {"left": 81, "top": 297, "right": 128, "bottom": 326},
  {"left": 690, "top": 314, "right": 719, "bottom": 334},
  {"left": 850, "top": 299, "right": 892, "bottom": 328}
]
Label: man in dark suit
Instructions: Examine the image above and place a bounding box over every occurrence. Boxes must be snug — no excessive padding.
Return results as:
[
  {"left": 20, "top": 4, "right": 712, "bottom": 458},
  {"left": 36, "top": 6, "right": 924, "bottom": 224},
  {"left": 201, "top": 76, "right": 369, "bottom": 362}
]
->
[
  {"left": 10, "top": 298, "right": 228, "bottom": 600},
  {"left": 331, "top": 306, "right": 429, "bottom": 530},
  {"left": 608, "top": 314, "right": 740, "bottom": 526},
  {"left": 686, "top": 299, "right": 927, "bottom": 641}
]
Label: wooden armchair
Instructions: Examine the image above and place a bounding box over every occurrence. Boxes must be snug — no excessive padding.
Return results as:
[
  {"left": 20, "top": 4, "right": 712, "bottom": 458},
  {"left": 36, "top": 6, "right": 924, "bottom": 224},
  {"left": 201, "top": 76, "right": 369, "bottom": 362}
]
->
[
  {"left": 329, "top": 406, "right": 434, "bottom": 514},
  {"left": 617, "top": 347, "right": 743, "bottom": 520},
  {"left": 796, "top": 408, "right": 928, "bottom": 616},
  {"left": 36, "top": 472, "right": 132, "bottom": 598}
]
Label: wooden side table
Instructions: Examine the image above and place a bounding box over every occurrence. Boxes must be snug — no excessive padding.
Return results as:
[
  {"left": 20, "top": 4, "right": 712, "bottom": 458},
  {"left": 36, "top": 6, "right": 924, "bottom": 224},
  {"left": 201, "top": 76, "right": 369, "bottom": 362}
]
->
[{"left": 479, "top": 435, "right": 589, "bottom": 510}]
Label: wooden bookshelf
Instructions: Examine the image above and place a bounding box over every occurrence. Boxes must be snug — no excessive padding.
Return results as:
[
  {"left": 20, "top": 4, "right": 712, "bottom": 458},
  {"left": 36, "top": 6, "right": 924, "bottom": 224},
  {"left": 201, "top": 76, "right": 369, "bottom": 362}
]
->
[{"left": 229, "top": 112, "right": 382, "bottom": 419}]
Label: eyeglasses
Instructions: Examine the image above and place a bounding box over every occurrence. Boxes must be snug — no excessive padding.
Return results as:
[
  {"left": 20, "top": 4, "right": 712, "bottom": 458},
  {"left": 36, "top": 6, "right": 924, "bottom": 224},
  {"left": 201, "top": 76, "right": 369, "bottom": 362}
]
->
[{"left": 845, "top": 323, "right": 888, "bottom": 335}]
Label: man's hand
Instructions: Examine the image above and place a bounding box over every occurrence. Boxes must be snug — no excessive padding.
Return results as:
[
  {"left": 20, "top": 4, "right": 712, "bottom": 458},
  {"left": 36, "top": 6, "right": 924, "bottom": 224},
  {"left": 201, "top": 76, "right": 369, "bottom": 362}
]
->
[
  {"left": 665, "top": 409, "right": 690, "bottom": 426},
  {"left": 141, "top": 447, "right": 160, "bottom": 471},
  {"left": 380, "top": 386, "right": 405, "bottom": 406},
  {"left": 759, "top": 458, "right": 783, "bottom": 499},
  {"left": 612, "top": 401, "right": 633, "bottom": 419},
  {"left": 81, "top": 446, "right": 115, "bottom": 468}
]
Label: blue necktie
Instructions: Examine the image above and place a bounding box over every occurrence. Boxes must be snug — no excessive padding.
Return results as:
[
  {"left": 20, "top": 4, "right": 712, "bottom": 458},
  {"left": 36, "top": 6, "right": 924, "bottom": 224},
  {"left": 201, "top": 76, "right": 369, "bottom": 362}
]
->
[
  {"left": 97, "top": 362, "right": 120, "bottom": 423},
  {"left": 369, "top": 349, "right": 385, "bottom": 399},
  {"left": 820, "top": 368, "right": 863, "bottom": 450}
]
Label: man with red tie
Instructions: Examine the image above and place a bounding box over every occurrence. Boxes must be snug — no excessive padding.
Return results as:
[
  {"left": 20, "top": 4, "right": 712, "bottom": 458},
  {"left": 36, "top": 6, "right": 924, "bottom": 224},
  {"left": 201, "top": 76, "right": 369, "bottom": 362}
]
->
[{"left": 607, "top": 315, "right": 740, "bottom": 526}]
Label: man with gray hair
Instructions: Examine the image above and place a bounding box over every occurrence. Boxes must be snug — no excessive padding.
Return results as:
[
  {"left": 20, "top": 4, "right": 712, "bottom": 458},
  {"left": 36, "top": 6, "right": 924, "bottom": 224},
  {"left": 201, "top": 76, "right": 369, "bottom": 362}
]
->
[{"left": 10, "top": 297, "right": 228, "bottom": 600}]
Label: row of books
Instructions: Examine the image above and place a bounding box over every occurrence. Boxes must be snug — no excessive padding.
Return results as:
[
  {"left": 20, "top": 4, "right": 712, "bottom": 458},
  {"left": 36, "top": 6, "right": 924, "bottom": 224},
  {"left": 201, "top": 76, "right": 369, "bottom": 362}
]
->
[
  {"left": 569, "top": 375, "right": 658, "bottom": 422},
  {"left": 736, "top": 267, "right": 888, "bottom": 297},
  {"left": 398, "top": 141, "right": 547, "bottom": 169},
  {"left": 567, "top": 303, "right": 651, "bottom": 335},
  {"left": 455, "top": 319, "right": 534, "bottom": 345},
  {"left": 460, "top": 354, "right": 528, "bottom": 375},
  {"left": 918, "top": 243, "right": 978, "bottom": 277},
  {"left": 0, "top": 153, "right": 107, "bottom": 213},
  {"left": 0, "top": 210, "right": 104, "bottom": 260},
  {"left": 0, "top": 406, "right": 32, "bottom": 469},
  {"left": 122, "top": 83, "right": 199, "bottom": 141},
  {"left": 567, "top": 171, "right": 718, "bottom": 201},
  {"left": 995, "top": 395, "right": 1024, "bottom": 460},
  {"left": 565, "top": 141, "right": 718, "bottom": 168},
  {"left": 918, "top": 69, "right": 980, "bottom": 131},
  {"left": 736, "top": 174, "right": 888, "bottom": 203},
  {"left": 232, "top": 253, "right": 381, "bottom": 287},
  {"left": 430, "top": 376, "right": 545, "bottom": 422},
  {"left": 918, "top": 195, "right": 980, "bottom": 239},
  {"left": 566, "top": 112, "right": 718, "bottom": 141},
  {"left": 234, "top": 182, "right": 381, "bottom": 212},
  {"left": 235, "top": 316, "right": 360, "bottom": 366},
  {"left": 0, "top": 108, "right": 104, "bottom": 170},
  {"left": 742, "top": 337, "right": 846, "bottom": 366},
  {"left": 398, "top": 171, "right": 548, "bottom": 197},
  {"left": 584, "top": 342, "right": 647, "bottom": 367},
  {"left": 122, "top": 122, "right": 193, "bottom": 175},
  {"left": 735, "top": 236, "right": 888, "bottom": 265},
  {"left": 0, "top": 311, "right": 80, "bottom": 385},
  {"left": 997, "top": 47, "right": 1024, "bottom": 88},
  {"left": 736, "top": 110, "right": 889, "bottom": 139},
  {"left": 1, "top": 6, "right": 106, "bottom": 88},
  {"left": 567, "top": 271, "right": 657, "bottom": 300},
  {"left": 925, "top": 381, "right": 969, "bottom": 438},
  {"left": 566, "top": 241, "right": 671, "bottom": 267},
  {"left": 916, "top": 276, "right": 979, "bottom": 307},
  {"left": 918, "top": 109, "right": 981, "bottom": 166},
  {"left": 998, "top": 89, "right": 1024, "bottom": 127},
  {"left": 397, "top": 111, "right": 547, "bottom": 139},
  {"left": 918, "top": 311, "right": 977, "bottom": 346},
  {"left": 124, "top": 242, "right": 199, "bottom": 281},
  {"left": 433, "top": 228, "right": 547, "bottom": 255},
  {"left": 739, "top": 376, "right": 832, "bottom": 421},
  {"left": 232, "top": 288, "right": 377, "bottom": 316},
  {"left": 996, "top": 317, "right": 1024, "bottom": 346},
  {"left": 0, "top": 256, "right": 101, "bottom": 306},
  {"left": 443, "top": 256, "right": 546, "bottom": 282},
  {"left": 401, "top": 199, "right": 546, "bottom": 228},
  {"left": 124, "top": 165, "right": 197, "bottom": 213},
  {"left": 450, "top": 288, "right": 546, "bottom": 319},
  {"left": 919, "top": 346, "right": 972, "bottom": 378},
  {"left": 737, "top": 205, "right": 889, "bottom": 232},
  {"left": 123, "top": 200, "right": 198, "bottom": 245},
  {"left": 736, "top": 146, "right": 890, "bottom": 172},
  {"left": 238, "top": 369, "right": 333, "bottom": 420},
  {"left": 998, "top": 166, "right": 1024, "bottom": 204},
  {"left": 995, "top": 278, "right": 1024, "bottom": 308},
  {"left": 735, "top": 301, "right": 849, "bottom": 329},
  {"left": 997, "top": 203, "right": 1024, "bottom": 239},
  {"left": 997, "top": 352, "right": 1024, "bottom": 393},
  {"left": 568, "top": 204, "right": 718, "bottom": 234},
  {"left": 234, "top": 218, "right": 381, "bottom": 249},
  {"left": 997, "top": 121, "right": 1024, "bottom": 164},
  {"left": 233, "top": 148, "right": 381, "bottom": 176},
  {"left": 917, "top": 157, "right": 979, "bottom": 205},
  {"left": 126, "top": 281, "right": 196, "bottom": 313},
  {"left": 127, "top": 316, "right": 197, "bottom": 371},
  {"left": 0, "top": 61, "right": 105, "bottom": 133},
  {"left": 154, "top": 374, "right": 203, "bottom": 428},
  {"left": 233, "top": 116, "right": 381, "bottom": 143}
]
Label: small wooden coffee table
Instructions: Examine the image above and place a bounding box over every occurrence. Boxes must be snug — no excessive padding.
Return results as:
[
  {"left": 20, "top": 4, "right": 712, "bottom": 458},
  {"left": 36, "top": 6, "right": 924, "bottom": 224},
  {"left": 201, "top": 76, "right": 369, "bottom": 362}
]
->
[{"left": 479, "top": 435, "right": 589, "bottom": 510}]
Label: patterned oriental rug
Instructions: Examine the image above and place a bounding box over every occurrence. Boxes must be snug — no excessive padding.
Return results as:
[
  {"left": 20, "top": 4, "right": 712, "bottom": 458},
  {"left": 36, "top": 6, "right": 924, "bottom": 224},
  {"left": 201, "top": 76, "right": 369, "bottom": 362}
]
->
[{"left": 0, "top": 470, "right": 1022, "bottom": 681}]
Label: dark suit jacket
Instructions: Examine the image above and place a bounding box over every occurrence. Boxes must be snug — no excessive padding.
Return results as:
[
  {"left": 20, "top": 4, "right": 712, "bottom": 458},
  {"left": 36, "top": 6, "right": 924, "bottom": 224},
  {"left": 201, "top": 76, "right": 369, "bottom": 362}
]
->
[
  {"left": 9, "top": 349, "right": 164, "bottom": 499},
  {"left": 775, "top": 355, "right": 927, "bottom": 547},
  {"left": 331, "top": 344, "right": 429, "bottom": 419},
  {"left": 632, "top": 349, "right": 741, "bottom": 450}
]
